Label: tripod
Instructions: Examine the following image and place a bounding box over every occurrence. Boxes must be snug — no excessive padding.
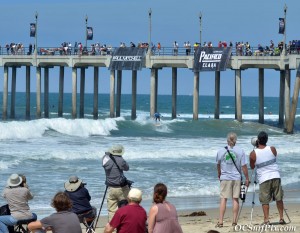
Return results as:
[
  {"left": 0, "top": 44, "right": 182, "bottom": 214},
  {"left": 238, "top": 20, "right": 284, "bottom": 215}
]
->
[
  {"left": 94, "top": 185, "right": 108, "bottom": 230},
  {"left": 250, "top": 169, "right": 257, "bottom": 225}
]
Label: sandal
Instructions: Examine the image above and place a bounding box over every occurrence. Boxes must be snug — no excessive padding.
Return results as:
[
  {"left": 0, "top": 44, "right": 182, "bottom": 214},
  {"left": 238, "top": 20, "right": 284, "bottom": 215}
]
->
[
  {"left": 215, "top": 222, "right": 223, "bottom": 228},
  {"left": 279, "top": 219, "right": 286, "bottom": 225},
  {"left": 261, "top": 221, "right": 271, "bottom": 226},
  {"left": 232, "top": 223, "right": 237, "bottom": 227}
]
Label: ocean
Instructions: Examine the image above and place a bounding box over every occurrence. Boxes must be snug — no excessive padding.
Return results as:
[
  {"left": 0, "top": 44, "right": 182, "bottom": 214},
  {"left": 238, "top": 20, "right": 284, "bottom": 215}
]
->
[{"left": 0, "top": 93, "right": 300, "bottom": 219}]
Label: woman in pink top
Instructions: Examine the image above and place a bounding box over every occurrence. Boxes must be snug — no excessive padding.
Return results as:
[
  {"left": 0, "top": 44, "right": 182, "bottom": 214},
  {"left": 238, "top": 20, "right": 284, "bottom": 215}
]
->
[{"left": 148, "top": 183, "right": 183, "bottom": 233}]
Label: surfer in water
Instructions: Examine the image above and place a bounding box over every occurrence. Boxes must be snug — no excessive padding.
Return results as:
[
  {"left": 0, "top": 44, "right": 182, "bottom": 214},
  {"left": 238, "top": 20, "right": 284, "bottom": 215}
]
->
[{"left": 154, "top": 112, "right": 161, "bottom": 122}]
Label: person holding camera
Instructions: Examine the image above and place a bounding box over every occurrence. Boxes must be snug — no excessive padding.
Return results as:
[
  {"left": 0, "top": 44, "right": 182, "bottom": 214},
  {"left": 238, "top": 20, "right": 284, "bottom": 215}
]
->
[
  {"left": 64, "top": 176, "right": 96, "bottom": 224},
  {"left": 250, "top": 131, "right": 286, "bottom": 225},
  {"left": 215, "top": 132, "right": 249, "bottom": 228},
  {"left": 102, "top": 145, "right": 130, "bottom": 221},
  {"left": 0, "top": 174, "right": 34, "bottom": 233}
]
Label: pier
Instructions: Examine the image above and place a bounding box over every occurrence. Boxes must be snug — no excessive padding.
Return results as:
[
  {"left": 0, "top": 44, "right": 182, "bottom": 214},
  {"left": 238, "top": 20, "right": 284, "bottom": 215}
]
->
[{"left": 1, "top": 47, "right": 300, "bottom": 133}]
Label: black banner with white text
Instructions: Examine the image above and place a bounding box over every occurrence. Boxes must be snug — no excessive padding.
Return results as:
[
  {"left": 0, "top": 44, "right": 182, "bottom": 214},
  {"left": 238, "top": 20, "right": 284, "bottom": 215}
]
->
[
  {"left": 109, "top": 48, "right": 146, "bottom": 71},
  {"left": 279, "top": 18, "right": 285, "bottom": 34},
  {"left": 86, "top": 27, "right": 93, "bottom": 40},
  {"left": 30, "top": 23, "right": 36, "bottom": 37},
  {"left": 193, "top": 47, "right": 232, "bottom": 72}
]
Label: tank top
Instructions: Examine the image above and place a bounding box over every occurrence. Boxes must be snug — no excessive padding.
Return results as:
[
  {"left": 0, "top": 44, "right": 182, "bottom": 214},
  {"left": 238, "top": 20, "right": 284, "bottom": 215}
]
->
[{"left": 255, "top": 146, "right": 280, "bottom": 184}]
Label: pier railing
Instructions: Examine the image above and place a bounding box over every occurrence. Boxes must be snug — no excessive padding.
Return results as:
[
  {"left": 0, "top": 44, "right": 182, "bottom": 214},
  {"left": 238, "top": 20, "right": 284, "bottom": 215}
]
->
[{"left": 0, "top": 46, "right": 299, "bottom": 57}]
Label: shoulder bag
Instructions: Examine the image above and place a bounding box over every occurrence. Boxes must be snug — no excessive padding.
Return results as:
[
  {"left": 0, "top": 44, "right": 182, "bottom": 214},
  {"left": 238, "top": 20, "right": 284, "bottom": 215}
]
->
[{"left": 109, "top": 154, "right": 133, "bottom": 188}]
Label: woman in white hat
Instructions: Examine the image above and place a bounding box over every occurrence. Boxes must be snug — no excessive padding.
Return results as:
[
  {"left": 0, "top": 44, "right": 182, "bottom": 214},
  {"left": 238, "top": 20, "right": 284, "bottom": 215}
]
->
[{"left": 0, "top": 174, "right": 34, "bottom": 233}]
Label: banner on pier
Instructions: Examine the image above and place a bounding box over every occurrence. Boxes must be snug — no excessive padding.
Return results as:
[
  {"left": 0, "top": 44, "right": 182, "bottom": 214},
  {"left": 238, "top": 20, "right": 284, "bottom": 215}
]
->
[
  {"left": 279, "top": 18, "right": 285, "bottom": 34},
  {"left": 193, "top": 47, "right": 232, "bottom": 72},
  {"left": 109, "top": 48, "right": 146, "bottom": 71},
  {"left": 30, "top": 23, "right": 36, "bottom": 37},
  {"left": 86, "top": 27, "right": 93, "bottom": 40}
]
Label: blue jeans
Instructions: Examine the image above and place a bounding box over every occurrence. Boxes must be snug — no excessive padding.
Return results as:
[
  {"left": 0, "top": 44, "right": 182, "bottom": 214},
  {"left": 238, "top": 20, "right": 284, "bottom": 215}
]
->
[{"left": 0, "top": 215, "right": 17, "bottom": 233}]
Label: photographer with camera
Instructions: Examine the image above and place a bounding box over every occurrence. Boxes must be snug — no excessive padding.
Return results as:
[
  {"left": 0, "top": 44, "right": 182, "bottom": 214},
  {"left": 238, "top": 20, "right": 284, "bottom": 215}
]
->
[
  {"left": 64, "top": 176, "right": 96, "bottom": 224},
  {"left": 102, "top": 145, "right": 130, "bottom": 221},
  {"left": 215, "top": 132, "right": 249, "bottom": 228},
  {"left": 0, "top": 174, "right": 35, "bottom": 233},
  {"left": 250, "top": 131, "right": 286, "bottom": 225}
]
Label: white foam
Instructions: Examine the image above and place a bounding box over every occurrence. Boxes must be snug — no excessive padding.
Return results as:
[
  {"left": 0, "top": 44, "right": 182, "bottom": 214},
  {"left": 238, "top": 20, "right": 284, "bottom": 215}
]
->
[{"left": 0, "top": 117, "right": 124, "bottom": 140}]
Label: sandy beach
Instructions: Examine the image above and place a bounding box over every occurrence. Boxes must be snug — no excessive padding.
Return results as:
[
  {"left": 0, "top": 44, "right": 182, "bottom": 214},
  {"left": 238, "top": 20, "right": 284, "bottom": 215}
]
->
[{"left": 90, "top": 202, "right": 299, "bottom": 233}]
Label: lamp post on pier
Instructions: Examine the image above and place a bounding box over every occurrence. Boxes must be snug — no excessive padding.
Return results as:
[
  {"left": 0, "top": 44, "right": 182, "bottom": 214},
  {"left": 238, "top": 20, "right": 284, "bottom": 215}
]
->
[
  {"left": 34, "top": 11, "right": 38, "bottom": 61},
  {"left": 148, "top": 8, "right": 152, "bottom": 53},
  {"left": 85, "top": 15, "right": 88, "bottom": 49},
  {"left": 282, "top": 4, "right": 287, "bottom": 56},
  {"left": 199, "top": 12, "right": 202, "bottom": 46}
]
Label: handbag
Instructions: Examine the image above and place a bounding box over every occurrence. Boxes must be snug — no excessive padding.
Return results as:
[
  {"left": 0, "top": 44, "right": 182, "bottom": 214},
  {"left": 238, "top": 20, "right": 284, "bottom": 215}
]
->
[
  {"left": 225, "top": 146, "right": 246, "bottom": 201},
  {"left": 0, "top": 204, "right": 10, "bottom": 215},
  {"left": 0, "top": 204, "right": 14, "bottom": 233},
  {"left": 109, "top": 154, "right": 134, "bottom": 188}
]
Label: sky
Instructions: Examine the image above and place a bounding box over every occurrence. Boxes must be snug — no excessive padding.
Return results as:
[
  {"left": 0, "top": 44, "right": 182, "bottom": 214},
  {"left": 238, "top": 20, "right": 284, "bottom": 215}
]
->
[{"left": 0, "top": 0, "right": 299, "bottom": 97}]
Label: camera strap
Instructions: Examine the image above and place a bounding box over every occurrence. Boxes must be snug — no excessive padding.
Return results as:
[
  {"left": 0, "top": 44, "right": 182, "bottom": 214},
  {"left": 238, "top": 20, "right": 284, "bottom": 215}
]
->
[
  {"left": 109, "top": 154, "right": 123, "bottom": 174},
  {"left": 225, "top": 146, "right": 242, "bottom": 181}
]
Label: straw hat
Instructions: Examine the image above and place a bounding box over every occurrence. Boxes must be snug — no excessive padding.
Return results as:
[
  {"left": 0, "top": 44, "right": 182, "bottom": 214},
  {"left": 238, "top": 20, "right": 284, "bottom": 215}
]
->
[
  {"left": 128, "top": 188, "right": 142, "bottom": 202},
  {"left": 108, "top": 145, "right": 124, "bottom": 156},
  {"left": 64, "top": 176, "right": 83, "bottom": 192},
  {"left": 7, "top": 174, "right": 22, "bottom": 187}
]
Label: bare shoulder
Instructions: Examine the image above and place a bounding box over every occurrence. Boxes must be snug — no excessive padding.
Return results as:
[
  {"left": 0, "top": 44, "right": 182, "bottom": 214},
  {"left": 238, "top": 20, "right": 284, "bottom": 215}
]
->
[{"left": 249, "top": 150, "right": 256, "bottom": 158}]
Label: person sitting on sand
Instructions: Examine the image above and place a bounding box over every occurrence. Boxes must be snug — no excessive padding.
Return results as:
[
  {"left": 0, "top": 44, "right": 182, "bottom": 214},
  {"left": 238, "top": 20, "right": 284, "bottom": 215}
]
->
[
  {"left": 148, "top": 183, "right": 183, "bottom": 233},
  {"left": 64, "top": 175, "right": 96, "bottom": 225},
  {"left": 104, "top": 188, "right": 147, "bottom": 233},
  {"left": 28, "top": 192, "right": 81, "bottom": 233},
  {"left": 0, "top": 174, "right": 35, "bottom": 233}
]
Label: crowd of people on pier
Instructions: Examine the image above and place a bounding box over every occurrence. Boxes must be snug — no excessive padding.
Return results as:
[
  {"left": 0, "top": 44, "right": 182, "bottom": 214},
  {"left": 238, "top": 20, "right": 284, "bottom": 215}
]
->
[{"left": 0, "top": 39, "right": 300, "bottom": 56}]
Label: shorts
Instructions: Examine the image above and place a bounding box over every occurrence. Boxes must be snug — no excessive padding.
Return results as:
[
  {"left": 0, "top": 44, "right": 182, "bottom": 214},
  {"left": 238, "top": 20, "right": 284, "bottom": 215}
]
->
[
  {"left": 259, "top": 178, "right": 284, "bottom": 205},
  {"left": 220, "top": 180, "right": 241, "bottom": 199}
]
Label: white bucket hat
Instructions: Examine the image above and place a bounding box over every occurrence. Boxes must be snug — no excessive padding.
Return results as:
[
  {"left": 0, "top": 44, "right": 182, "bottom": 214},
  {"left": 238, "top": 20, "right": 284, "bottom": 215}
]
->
[
  {"left": 108, "top": 145, "right": 124, "bottom": 156},
  {"left": 7, "top": 174, "right": 22, "bottom": 187},
  {"left": 64, "top": 176, "right": 83, "bottom": 192}
]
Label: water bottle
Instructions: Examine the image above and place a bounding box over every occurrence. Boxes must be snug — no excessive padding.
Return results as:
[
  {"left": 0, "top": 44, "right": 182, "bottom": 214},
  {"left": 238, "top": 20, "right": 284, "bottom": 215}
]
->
[{"left": 240, "top": 182, "right": 246, "bottom": 201}]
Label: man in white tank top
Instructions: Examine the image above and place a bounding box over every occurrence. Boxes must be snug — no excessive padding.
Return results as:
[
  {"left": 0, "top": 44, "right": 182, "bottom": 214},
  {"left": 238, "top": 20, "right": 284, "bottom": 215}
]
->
[{"left": 249, "top": 131, "right": 286, "bottom": 225}]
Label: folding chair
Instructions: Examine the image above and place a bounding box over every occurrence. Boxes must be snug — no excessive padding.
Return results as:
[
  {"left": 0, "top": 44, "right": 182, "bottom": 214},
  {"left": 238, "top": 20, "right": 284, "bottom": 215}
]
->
[
  {"left": 83, "top": 215, "right": 96, "bottom": 233},
  {"left": 14, "top": 213, "right": 37, "bottom": 233},
  {"left": 78, "top": 207, "right": 97, "bottom": 233}
]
